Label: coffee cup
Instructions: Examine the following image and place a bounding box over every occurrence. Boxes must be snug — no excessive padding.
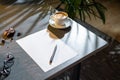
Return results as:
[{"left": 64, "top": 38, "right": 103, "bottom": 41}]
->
[{"left": 51, "top": 11, "right": 68, "bottom": 28}]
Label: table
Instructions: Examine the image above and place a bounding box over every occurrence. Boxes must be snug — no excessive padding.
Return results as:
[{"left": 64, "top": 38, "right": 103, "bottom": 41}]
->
[{"left": 0, "top": 6, "right": 108, "bottom": 80}]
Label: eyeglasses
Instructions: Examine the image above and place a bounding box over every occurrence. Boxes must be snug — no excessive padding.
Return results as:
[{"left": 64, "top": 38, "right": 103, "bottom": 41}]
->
[{"left": 0, "top": 53, "right": 14, "bottom": 80}]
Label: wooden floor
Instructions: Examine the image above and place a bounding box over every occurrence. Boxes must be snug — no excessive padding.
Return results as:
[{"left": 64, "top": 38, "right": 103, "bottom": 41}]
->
[{"left": 0, "top": 0, "right": 120, "bottom": 80}]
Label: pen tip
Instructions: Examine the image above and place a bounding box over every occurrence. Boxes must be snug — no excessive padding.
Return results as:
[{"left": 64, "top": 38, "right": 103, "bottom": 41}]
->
[{"left": 49, "top": 61, "right": 52, "bottom": 65}]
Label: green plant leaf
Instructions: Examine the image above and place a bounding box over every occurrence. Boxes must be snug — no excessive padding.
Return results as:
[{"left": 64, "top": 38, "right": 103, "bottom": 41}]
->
[
  {"left": 60, "top": 0, "right": 107, "bottom": 24},
  {"left": 94, "top": 2, "right": 107, "bottom": 24},
  {"left": 85, "top": 8, "right": 91, "bottom": 20},
  {"left": 79, "top": 9, "right": 82, "bottom": 20}
]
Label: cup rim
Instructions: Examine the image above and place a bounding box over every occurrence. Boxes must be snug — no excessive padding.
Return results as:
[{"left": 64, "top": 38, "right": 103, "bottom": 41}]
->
[
  {"left": 55, "top": 11, "right": 68, "bottom": 17},
  {"left": 51, "top": 11, "right": 68, "bottom": 20}
]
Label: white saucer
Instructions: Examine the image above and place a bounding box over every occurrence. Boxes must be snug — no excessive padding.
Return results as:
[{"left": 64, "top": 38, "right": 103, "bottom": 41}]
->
[{"left": 49, "top": 18, "right": 72, "bottom": 29}]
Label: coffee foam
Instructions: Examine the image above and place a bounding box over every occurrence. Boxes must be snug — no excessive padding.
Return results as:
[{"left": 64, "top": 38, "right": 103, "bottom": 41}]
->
[{"left": 54, "top": 13, "right": 67, "bottom": 19}]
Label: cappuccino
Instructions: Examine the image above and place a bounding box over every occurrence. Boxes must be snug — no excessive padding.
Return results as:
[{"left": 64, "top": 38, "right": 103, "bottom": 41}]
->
[
  {"left": 51, "top": 11, "right": 68, "bottom": 28},
  {"left": 54, "top": 12, "right": 68, "bottom": 20}
]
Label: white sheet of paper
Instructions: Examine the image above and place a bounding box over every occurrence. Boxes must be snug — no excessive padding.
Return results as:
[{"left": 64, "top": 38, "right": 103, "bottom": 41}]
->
[{"left": 16, "top": 29, "right": 78, "bottom": 72}]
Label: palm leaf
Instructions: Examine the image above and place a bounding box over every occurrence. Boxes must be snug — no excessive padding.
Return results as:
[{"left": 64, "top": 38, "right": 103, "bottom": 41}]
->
[
  {"left": 94, "top": 2, "right": 107, "bottom": 24},
  {"left": 85, "top": 8, "right": 92, "bottom": 20},
  {"left": 59, "top": 0, "right": 107, "bottom": 24}
]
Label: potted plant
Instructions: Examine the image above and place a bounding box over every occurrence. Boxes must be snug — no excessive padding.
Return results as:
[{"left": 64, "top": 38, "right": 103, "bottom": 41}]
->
[{"left": 56, "top": 0, "right": 107, "bottom": 24}]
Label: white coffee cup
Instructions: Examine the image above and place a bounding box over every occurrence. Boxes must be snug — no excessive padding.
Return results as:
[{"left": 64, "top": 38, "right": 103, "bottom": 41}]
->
[{"left": 51, "top": 11, "right": 68, "bottom": 28}]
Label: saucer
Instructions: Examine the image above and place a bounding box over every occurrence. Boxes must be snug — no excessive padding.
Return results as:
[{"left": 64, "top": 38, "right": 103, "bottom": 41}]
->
[{"left": 49, "top": 18, "right": 72, "bottom": 29}]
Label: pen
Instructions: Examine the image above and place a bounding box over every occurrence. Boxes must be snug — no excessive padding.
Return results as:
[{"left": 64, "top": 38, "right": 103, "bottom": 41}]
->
[{"left": 49, "top": 45, "right": 57, "bottom": 65}]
